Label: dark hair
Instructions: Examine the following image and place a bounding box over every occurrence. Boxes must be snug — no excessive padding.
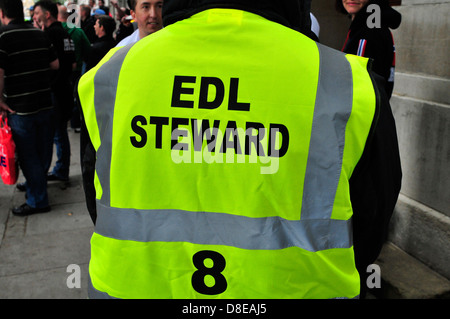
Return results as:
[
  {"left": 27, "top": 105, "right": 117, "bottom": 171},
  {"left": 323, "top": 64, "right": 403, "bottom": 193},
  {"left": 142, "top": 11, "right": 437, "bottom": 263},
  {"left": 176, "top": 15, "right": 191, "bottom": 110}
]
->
[
  {"left": 127, "top": 0, "right": 156, "bottom": 11},
  {"left": 80, "top": 4, "right": 91, "bottom": 16},
  {"left": 127, "top": 0, "right": 136, "bottom": 11},
  {"left": 0, "top": 0, "right": 24, "bottom": 20},
  {"left": 34, "top": 0, "right": 58, "bottom": 19},
  {"left": 97, "top": 15, "right": 116, "bottom": 36},
  {"left": 335, "top": 0, "right": 347, "bottom": 14}
]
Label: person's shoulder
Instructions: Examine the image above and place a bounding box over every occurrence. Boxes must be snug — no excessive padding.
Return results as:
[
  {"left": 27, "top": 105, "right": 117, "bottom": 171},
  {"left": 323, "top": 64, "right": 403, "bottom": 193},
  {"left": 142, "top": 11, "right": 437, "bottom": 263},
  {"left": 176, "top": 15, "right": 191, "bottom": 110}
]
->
[
  {"left": 0, "top": 23, "right": 16, "bottom": 36},
  {"left": 360, "top": 24, "right": 393, "bottom": 49},
  {"left": 0, "top": 23, "right": 46, "bottom": 41},
  {"left": 48, "top": 21, "right": 69, "bottom": 36},
  {"left": 90, "top": 40, "right": 102, "bottom": 51},
  {"left": 0, "top": 22, "right": 33, "bottom": 33},
  {"left": 68, "top": 25, "right": 86, "bottom": 38}
]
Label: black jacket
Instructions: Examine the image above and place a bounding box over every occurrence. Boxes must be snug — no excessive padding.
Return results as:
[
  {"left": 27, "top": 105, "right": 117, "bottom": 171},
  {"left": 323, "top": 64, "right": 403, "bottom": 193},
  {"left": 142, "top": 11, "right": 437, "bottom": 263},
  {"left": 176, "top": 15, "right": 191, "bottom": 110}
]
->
[
  {"left": 163, "top": 0, "right": 318, "bottom": 40},
  {"left": 342, "top": 0, "right": 401, "bottom": 98},
  {"left": 84, "top": 36, "right": 116, "bottom": 72},
  {"left": 45, "top": 21, "right": 76, "bottom": 121},
  {"left": 81, "top": 16, "right": 98, "bottom": 44},
  {"left": 79, "top": 35, "right": 116, "bottom": 224},
  {"left": 80, "top": 0, "right": 401, "bottom": 290}
]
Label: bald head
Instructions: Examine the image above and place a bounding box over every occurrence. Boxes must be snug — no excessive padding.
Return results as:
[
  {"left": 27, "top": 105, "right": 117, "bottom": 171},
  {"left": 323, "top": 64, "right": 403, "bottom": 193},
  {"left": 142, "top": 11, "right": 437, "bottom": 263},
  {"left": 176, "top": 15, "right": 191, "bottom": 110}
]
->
[{"left": 57, "top": 4, "right": 69, "bottom": 22}]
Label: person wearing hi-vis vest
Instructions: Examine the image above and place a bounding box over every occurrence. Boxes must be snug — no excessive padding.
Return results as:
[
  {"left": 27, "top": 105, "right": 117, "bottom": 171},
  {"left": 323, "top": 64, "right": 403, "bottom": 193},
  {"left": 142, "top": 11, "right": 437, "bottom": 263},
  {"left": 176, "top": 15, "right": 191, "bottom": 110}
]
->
[{"left": 77, "top": 0, "right": 401, "bottom": 299}]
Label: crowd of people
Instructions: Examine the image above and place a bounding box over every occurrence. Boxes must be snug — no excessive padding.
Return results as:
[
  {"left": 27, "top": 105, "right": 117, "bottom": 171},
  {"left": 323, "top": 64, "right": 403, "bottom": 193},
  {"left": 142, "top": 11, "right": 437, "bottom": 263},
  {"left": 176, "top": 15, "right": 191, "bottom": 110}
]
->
[
  {"left": 0, "top": 0, "right": 163, "bottom": 216},
  {"left": 1, "top": 0, "right": 401, "bottom": 299}
]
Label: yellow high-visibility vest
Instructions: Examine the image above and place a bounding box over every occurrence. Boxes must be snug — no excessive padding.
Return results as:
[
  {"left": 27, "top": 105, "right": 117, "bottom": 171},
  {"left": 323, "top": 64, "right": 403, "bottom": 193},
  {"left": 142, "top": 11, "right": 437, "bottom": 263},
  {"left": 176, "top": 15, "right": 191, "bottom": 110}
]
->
[{"left": 78, "top": 8, "right": 376, "bottom": 299}]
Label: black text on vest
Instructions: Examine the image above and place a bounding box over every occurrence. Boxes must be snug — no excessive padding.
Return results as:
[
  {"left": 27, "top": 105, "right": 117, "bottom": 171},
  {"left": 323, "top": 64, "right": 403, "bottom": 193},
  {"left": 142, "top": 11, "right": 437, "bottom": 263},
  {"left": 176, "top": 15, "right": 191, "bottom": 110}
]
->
[
  {"left": 129, "top": 116, "right": 289, "bottom": 158},
  {"left": 129, "top": 75, "right": 290, "bottom": 166},
  {"left": 171, "top": 76, "right": 250, "bottom": 111}
]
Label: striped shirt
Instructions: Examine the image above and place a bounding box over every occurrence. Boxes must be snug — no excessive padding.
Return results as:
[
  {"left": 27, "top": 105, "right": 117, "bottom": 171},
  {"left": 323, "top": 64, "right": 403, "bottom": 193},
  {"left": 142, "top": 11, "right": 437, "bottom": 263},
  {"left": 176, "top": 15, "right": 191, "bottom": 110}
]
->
[{"left": 0, "top": 21, "right": 57, "bottom": 114}]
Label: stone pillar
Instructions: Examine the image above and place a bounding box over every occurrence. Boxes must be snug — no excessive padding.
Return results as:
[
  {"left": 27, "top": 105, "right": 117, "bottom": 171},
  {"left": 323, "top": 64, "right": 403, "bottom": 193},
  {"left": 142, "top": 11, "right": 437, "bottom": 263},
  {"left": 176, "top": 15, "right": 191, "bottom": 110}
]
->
[
  {"left": 312, "top": 0, "right": 450, "bottom": 280},
  {"left": 387, "top": 0, "right": 450, "bottom": 280}
]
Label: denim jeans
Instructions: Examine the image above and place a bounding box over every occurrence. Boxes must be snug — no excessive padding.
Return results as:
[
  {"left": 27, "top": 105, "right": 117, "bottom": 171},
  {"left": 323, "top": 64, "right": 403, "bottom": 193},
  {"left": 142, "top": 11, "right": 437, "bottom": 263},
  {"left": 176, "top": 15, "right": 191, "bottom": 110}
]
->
[
  {"left": 49, "top": 90, "right": 71, "bottom": 180},
  {"left": 50, "top": 119, "right": 71, "bottom": 179},
  {"left": 8, "top": 109, "right": 55, "bottom": 208}
]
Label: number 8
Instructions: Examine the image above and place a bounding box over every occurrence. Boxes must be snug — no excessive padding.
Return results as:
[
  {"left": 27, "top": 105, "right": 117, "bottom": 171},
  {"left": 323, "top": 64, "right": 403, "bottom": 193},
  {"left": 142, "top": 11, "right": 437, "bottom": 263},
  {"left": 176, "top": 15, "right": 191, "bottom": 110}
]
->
[{"left": 192, "top": 250, "right": 227, "bottom": 295}]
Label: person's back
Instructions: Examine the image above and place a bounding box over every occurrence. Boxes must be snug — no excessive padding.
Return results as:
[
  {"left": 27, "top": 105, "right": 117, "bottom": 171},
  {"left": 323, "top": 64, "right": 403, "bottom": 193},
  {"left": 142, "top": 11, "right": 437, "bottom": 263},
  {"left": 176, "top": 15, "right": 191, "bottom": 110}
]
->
[
  {"left": 59, "top": 5, "right": 91, "bottom": 75},
  {"left": 45, "top": 21, "right": 75, "bottom": 87},
  {"left": 79, "top": 0, "right": 401, "bottom": 299},
  {"left": 80, "top": 5, "right": 98, "bottom": 43},
  {"left": 85, "top": 36, "right": 116, "bottom": 71},
  {"left": 0, "top": 22, "right": 54, "bottom": 114}
]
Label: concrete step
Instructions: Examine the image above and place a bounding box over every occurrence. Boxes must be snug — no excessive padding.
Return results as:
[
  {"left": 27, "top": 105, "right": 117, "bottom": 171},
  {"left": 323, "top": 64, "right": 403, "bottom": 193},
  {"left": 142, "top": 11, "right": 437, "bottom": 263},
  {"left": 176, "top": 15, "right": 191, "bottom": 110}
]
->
[{"left": 370, "top": 242, "right": 450, "bottom": 299}]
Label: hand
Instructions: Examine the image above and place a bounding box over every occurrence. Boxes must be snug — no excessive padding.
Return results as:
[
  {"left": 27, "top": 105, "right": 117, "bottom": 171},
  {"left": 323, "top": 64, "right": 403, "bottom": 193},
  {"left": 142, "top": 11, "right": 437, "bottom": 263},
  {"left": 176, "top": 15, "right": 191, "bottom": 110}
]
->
[
  {"left": 33, "top": 18, "right": 44, "bottom": 30},
  {"left": 0, "top": 100, "right": 15, "bottom": 118}
]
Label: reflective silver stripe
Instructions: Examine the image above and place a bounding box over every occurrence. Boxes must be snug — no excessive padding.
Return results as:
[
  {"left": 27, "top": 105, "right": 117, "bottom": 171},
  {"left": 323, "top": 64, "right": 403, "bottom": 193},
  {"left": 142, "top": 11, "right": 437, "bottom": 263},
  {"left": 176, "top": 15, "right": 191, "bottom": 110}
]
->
[
  {"left": 95, "top": 201, "right": 352, "bottom": 251},
  {"left": 93, "top": 45, "right": 133, "bottom": 206},
  {"left": 301, "top": 44, "right": 353, "bottom": 220}
]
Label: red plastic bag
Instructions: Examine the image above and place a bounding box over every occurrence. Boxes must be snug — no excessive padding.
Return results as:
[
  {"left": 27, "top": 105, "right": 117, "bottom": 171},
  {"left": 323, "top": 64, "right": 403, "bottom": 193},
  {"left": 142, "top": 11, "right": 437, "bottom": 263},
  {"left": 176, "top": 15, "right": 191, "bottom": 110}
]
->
[{"left": 0, "top": 115, "right": 18, "bottom": 185}]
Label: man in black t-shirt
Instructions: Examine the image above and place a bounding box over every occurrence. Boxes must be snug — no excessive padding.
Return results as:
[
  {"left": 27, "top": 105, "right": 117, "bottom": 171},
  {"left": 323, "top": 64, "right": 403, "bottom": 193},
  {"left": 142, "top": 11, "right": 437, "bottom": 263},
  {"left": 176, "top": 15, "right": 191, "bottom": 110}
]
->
[
  {"left": 85, "top": 15, "right": 116, "bottom": 71},
  {"left": 34, "top": 0, "right": 75, "bottom": 183},
  {"left": 80, "top": 4, "right": 98, "bottom": 44},
  {"left": 0, "top": 0, "right": 59, "bottom": 215}
]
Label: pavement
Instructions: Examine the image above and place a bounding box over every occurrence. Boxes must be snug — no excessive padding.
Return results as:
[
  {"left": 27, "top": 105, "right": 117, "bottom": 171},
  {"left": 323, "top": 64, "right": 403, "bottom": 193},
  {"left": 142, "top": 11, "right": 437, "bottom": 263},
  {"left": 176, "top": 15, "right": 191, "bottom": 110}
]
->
[
  {"left": 1, "top": 128, "right": 449, "bottom": 299},
  {"left": 0, "top": 128, "right": 93, "bottom": 299},
  {"left": 373, "top": 242, "right": 450, "bottom": 299}
]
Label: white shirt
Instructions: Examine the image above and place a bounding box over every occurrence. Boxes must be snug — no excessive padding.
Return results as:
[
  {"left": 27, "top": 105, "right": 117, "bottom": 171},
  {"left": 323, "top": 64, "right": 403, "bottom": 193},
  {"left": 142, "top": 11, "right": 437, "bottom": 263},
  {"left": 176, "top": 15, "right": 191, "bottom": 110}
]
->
[
  {"left": 310, "top": 13, "right": 320, "bottom": 38},
  {"left": 116, "top": 28, "right": 141, "bottom": 47}
]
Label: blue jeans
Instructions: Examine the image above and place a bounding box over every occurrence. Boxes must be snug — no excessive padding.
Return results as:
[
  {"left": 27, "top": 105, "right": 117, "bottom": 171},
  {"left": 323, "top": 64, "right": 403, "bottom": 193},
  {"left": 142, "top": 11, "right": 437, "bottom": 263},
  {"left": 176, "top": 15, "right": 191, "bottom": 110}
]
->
[
  {"left": 49, "top": 90, "right": 71, "bottom": 180},
  {"left": 50, "top": 119, "right": 71, "bottom": 179},
  {"left": 8, "top": 109, "right": 55, "bottom": 208}
]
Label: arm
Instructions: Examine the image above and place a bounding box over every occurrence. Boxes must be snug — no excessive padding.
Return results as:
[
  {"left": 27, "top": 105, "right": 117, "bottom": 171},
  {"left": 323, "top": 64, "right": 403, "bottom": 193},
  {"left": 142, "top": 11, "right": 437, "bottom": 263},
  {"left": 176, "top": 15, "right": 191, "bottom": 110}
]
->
[
  {"left": 360, "top": 28, "right": 394, "bottom": 87},
  {"left": 111, "top": 0, "right": 126, "bottom": 20},
  {"left": 77, "top": 89, "right": 97, "bottom": 225},
  {"left": 350, "top": 71, "right": 402, "bottom": 270},
  {"left": 49, "top": 58, "right": 59, "bottom": 70},
  {"left": 0, "top": 68, "right": 15, "bottom": 117}
]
